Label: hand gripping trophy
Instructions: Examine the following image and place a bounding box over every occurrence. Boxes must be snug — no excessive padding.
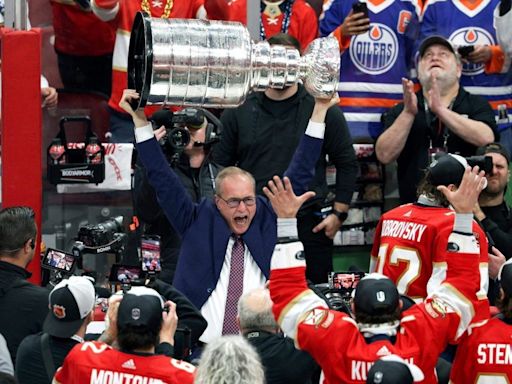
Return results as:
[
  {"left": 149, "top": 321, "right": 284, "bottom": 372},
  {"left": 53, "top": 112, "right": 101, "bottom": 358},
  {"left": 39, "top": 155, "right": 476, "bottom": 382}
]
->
[{"left": 127, "top": 12, "right": 340, "bottom": 109}]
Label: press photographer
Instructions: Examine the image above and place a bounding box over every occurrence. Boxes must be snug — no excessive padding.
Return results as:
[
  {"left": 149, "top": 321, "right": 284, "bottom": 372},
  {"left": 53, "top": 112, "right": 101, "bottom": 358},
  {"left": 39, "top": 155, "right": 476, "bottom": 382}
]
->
[
  {"left": 133, "top": 107, "right": 223, "bottom": 284},
  {"left": 53, "top": 286, "right": 198, "bottom": 383},
  {"left": 103, "top": 265, "right": 207, "bottom": 361}
]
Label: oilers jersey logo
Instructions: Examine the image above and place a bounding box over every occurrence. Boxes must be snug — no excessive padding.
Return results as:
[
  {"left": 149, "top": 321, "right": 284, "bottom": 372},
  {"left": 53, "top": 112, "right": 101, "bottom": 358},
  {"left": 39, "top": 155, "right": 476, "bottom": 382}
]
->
[
  {"left": 449, "top": 28, "right": 495, "bottom": 76},
  {"left": 349, "top": 23, "right": 398, "bottom": 75}
]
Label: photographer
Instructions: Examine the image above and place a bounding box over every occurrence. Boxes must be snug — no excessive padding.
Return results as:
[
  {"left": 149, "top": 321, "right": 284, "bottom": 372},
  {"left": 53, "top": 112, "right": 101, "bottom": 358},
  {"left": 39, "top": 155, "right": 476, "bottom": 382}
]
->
[
  {"left": 16, "top": 276, "right": 96, "bottom": 384},
  {"left": 53, "top": 286, "right": 196, "bottom": 383},
  {"left": 133, "top": 109, "right": 222, "bottom": 284},
  {"left": 265, "top": 170, "right": 486, "bottom": 383},
  {"left": 376, "top": 35, "right": 497, "bottom": 203}
]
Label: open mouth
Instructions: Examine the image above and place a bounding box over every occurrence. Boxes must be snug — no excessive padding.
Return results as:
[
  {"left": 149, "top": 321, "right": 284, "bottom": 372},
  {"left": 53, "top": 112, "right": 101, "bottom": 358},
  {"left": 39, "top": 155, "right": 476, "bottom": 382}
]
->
[{"left": 234, "top": 216, "right": 249, "bottom": 226}]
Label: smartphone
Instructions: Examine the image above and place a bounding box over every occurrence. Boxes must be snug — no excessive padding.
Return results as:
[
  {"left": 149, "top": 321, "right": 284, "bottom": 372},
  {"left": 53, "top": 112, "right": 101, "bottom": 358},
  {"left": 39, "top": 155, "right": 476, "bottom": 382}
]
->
[
  {"left": 108, "top": 264, "right": 144, "bottom": 283},
  {"left": 457, "top": 45, "right": 475, "bottom": 57},
  {"left": 141, "top": 235, "right": 162, "bottom": 272},
  {"left": 352, "top": 2, "right": 369, "bottom": 18},
  {"left": 329, "top": 271, "right": 365, "bottom": 290},
  {"left": 42, "top": 248, "right": 77, "bottom": 273}
]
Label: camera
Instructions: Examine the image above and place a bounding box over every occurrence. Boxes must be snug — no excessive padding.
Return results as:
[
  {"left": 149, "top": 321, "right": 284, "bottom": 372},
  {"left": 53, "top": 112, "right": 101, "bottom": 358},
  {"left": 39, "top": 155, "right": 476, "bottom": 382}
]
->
[
  {"left": 314, "top": 271, "right": 365, "bottom": 314},
  {"left": 109, "top": 263, "right": 145, "bottom": 286},
  {"left": 151, "top": 108, "right": 206, "bottom": 151},
  {"left": 77, "top": 216, "right": 124, "bottom": 247},
  {"left": 457, "top": 45, "right": 474, "bottom": 58},
  {"left": 466, "top": 155, "right": 493, "bottom": 175},
  {"left": 42, "top": 248, "right": 77, "bottom": 274}
]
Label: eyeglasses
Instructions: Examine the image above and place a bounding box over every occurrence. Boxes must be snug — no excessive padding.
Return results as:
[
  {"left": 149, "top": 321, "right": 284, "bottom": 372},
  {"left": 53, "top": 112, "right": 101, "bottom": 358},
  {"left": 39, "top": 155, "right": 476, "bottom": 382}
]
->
[{"left": 217, "top": 195, "right": 256, "bottom": 208}]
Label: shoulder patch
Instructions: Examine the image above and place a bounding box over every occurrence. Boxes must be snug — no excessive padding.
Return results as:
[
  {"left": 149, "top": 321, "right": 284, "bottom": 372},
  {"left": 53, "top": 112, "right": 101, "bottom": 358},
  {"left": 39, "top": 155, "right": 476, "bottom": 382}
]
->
[{"left": 302, "top": 308, "right": 332, "bottom": 328}]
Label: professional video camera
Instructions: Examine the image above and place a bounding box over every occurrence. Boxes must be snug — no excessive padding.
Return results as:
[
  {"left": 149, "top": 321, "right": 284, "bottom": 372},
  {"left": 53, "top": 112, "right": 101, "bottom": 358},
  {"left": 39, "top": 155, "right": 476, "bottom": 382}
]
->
[
  {"left": 430, "top": 151, "right": 493, "bottom": 175},
  {"left": 150, "top": 108, "right": 221, "bottom": 153},
  {"left": 76, "top": 216, "right": 124, "bottom": 248},
  {"left": 314, "top": 271, "right": 365, "bottom": 315}
]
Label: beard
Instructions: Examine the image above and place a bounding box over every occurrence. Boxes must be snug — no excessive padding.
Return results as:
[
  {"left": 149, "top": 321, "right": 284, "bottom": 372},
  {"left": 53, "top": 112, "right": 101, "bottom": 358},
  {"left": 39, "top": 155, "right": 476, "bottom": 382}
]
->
[{"left": 418, "top": 65, "right": 459, "bottom": 91}]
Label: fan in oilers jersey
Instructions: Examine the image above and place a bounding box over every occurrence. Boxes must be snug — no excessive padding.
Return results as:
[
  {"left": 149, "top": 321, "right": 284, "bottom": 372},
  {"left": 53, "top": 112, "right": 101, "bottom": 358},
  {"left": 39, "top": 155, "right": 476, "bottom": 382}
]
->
[
  {"left": 420, "top": 0, "right": 512, "bottom": 153},
  {"left": 264, "top": 168, "right": 486, "bottom": 384},
  {"left": 370, "top": 153, "right": 490, "bottom": 324},
  {"left": 319, "top": 0, "right": 422, "bottom": 138}
]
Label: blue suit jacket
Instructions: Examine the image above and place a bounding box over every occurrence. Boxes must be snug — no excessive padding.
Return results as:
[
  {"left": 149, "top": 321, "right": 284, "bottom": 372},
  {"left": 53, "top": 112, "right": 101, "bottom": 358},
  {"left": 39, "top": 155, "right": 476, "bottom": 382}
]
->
[{"left": 137, "top": 134, "right": 323, "bottom": 310}]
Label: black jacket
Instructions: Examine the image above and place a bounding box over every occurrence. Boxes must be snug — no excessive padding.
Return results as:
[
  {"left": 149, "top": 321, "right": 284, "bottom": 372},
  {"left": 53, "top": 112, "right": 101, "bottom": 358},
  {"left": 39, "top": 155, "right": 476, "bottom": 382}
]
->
[
  {"left": 215, "top": 84, "right": 358, "bottom": 208},
  {"left": 0, "top": 261, "right": 49, "bottom": 365},
  {"left": 147, "top": 279, "right": 207, "bottom": 358},
  {"left": 16, "top": 334, "right": 79, "bottom": 384},
  {"left": 245, "top": 330, "right": 319, "bottom": 384}
]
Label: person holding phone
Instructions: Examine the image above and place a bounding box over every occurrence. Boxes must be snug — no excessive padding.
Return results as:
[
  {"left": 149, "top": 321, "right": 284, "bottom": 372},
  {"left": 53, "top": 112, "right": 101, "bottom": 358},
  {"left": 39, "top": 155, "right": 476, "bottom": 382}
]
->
[
  {"left": 420, "top": 0, "right": 512, "bottom": 155},
  {"left": 320, "top": 0, "right": 421, "bottom": 139}
]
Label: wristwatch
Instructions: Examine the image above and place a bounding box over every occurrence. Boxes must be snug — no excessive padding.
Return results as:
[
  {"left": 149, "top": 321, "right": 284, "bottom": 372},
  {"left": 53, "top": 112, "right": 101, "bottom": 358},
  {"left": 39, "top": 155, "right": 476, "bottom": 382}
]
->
[{"left": 332, "top": 209, "right": 348, "bottom": 222}]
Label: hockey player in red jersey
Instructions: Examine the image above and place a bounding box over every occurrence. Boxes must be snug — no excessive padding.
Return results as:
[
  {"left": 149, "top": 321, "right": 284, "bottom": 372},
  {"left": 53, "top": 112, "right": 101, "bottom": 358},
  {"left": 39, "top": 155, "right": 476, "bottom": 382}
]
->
[
  {"left": 450, "top": 258, "right": 512, "bottom": 383},
  {"left": 371, "top": 153, "right": 490, "bottom": 324},
  {"left": 264, "top": 167, "right": 486, "bottom": 384},
  {"left": 53, "top": 286, "right": 195, "bottom": 383},
  {"left": 204, "top": 0, "right": 318, "bottom": 52}
]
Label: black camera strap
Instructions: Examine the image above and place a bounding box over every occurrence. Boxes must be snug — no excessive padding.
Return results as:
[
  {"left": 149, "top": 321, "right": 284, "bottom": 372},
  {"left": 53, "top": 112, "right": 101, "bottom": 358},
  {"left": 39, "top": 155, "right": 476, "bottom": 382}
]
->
[{"left": 41, "top": 333, "right": 56, "bottom": 381}]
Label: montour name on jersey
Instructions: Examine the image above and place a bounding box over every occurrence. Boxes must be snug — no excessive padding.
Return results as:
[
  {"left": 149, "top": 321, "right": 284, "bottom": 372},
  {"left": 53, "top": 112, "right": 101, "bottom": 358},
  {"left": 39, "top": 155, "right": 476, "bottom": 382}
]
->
[
  {"left": 381, "top": 220, "right": 427, "bottom": 242},
  {"left": 477, "top": 343, "right": 512, "bottom": 364},
  {"left": 90, "top": 369, "right": 164, "bottom": 384}
]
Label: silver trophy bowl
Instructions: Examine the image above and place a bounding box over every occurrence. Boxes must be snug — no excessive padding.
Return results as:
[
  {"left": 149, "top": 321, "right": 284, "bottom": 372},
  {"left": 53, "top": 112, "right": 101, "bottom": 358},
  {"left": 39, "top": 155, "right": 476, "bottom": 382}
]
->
[{"left": 128, "top": 12, "right": 340, "bottom": 109}]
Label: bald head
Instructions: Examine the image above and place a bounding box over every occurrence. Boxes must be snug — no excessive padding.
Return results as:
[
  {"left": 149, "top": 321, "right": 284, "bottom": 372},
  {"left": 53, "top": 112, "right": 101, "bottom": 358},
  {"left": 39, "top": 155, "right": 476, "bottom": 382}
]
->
[{"left": 237, "top": 288, "right": 278, "bottom": 333}]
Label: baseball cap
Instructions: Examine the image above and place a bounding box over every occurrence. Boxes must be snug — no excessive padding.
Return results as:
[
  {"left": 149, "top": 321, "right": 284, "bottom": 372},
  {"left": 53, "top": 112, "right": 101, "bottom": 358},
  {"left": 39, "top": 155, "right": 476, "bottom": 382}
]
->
[
  {"left": 475, "top": 142, "right": 511, "bottom": 164},
  {"left": 419, "top": 35, "right": 456, "bottom": 58},
  {"left": 117, "top": 286, "right": 165, "bottom": 330},
  {"left": 43, "top": 276, "right": 96, "bottom": 338},
  {"left": 353, "top": 273, "right": 399, "bottom": 316},
  {"left": 428, "top": 153, "right": 489, "bottom": 189},
  {"left": 498, "top": 258, "right": 512, "bottom": 296},
  {"left": 367, "top": 355, "right": 425, "bottom": 384}
]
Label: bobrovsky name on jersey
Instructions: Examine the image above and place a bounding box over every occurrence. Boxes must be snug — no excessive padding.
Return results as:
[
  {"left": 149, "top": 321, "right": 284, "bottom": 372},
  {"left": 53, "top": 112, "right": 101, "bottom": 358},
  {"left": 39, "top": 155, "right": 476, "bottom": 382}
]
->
[{"left": 349, "top": 24, "right": 399, "bottom": 75}]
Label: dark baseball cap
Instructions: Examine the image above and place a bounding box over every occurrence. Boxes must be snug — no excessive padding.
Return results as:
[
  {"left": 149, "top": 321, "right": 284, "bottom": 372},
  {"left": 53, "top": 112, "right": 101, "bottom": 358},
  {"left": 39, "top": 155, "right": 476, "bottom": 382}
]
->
[
  {"left": 476, "top": 142, "right": 511, "bottom": 164},
  {"left": 428, "top": 153, "right": 489, "bottom": 188},
  {"left": 498, "top": 258, "right": 512, "bottom": 296},
  {"left": 419, "top": 35, "right": 455, "bottom": 58},
  {"left": 353, "top": 273, "right": 399, "bottom": 316},
  {"left": 117, "top": 286, "right": 165, "bottom": 330},
  {"left": 43, "top": 276, "right": 96, "bottom": 338},
  {"left": 367, "top": 355, "right": 424, "bottom": 384}
]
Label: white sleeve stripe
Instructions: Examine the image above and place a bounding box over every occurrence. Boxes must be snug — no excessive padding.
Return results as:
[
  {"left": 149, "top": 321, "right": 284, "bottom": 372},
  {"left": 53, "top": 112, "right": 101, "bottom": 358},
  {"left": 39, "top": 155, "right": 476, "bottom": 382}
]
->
[
  {"left": 271, "top": 242, "right": 306, "bottom": 270},
  {"left": 433, "top": 282, "right": 475, "bottom": 340}
]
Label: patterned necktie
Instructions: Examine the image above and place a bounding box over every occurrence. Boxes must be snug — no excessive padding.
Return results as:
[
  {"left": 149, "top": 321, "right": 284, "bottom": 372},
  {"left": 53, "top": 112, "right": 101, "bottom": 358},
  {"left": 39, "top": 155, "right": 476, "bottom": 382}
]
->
[{"left": 222, "top": 236, "right": 245, "bottom": 335}]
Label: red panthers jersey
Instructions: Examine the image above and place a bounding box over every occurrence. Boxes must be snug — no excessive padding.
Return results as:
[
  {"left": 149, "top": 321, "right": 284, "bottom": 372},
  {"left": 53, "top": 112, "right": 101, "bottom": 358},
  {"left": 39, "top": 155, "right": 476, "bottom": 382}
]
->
[
  {"left": 270, "top": 228, "right": 482, "bottom": 383},
  {"left": 370, "top": 203, "right": 489, "bottom": 323},
  {"left": 205, "top": 0, "right": 318, "bottom": 52},
  {"left": 53, "top": 341, "right": 195, "bottom": 384},
  {"left": 450, "top": 317, "right": 512, "bottom": 383}
]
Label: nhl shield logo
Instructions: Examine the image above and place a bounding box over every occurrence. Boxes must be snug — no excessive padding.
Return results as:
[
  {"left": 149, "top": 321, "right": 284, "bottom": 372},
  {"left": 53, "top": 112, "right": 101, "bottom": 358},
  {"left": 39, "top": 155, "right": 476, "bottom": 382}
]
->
[
  {"left": 52, "top": 304, "right": 66, "bottom": 319},
  {"left": 131, "top": 308, "right": 141, "bottom": 320},
  {"left": 349, "top": 23, "right": 399, "bottom": 75}
]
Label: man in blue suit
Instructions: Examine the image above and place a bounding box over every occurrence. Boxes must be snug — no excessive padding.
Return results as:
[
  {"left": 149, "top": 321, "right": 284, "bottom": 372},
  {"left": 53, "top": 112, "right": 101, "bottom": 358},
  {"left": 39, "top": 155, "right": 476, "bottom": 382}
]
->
[{"left": 119, "top": 89, "right": 338, "bottom": 343}]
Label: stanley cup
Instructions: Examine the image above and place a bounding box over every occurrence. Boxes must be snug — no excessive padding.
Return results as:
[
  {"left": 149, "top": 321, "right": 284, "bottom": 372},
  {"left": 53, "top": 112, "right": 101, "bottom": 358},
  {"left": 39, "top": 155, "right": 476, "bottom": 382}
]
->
[{"left": 128, "top": 12, "right": 340, "bottom": 109}]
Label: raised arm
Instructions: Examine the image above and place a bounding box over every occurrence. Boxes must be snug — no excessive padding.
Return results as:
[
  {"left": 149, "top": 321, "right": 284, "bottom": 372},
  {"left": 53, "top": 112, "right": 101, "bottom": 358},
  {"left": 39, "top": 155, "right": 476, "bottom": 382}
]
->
[
  {"left": 119, "top": 90, "right": 198, "bottom": 235},
  {"left": 284, "top": 95, "right": 339, "bottom": 195}
]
